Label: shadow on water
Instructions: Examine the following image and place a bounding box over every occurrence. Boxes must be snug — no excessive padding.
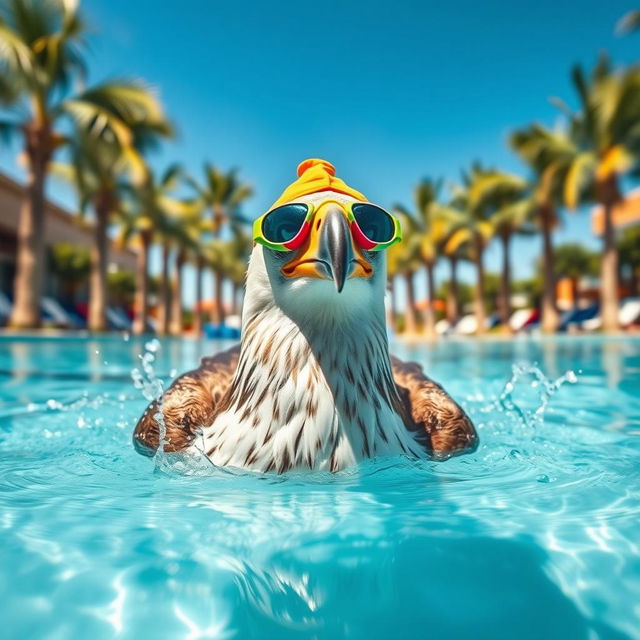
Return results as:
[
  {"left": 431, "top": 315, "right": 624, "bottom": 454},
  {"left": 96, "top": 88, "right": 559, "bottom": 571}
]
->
[{"left": 226, "top": 533, "right": 631, "bottom": 640}]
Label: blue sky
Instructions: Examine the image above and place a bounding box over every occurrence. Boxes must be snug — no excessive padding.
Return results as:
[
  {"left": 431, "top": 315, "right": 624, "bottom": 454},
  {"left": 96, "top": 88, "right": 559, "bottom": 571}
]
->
[{"left": 2, "top": 0, "right": 639, "bottom": 306}]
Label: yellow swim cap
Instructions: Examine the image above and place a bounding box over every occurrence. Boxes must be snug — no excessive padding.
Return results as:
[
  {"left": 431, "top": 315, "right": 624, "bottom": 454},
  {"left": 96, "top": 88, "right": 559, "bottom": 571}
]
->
[{"left": 270, "top": 158, "right": 367, "bottom": 208}]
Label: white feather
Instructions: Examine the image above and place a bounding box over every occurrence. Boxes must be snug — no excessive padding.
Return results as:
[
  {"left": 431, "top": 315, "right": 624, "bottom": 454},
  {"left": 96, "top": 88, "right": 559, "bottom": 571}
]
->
[{"left": 198, "top": 242, "right": 426, "bottom": 472}]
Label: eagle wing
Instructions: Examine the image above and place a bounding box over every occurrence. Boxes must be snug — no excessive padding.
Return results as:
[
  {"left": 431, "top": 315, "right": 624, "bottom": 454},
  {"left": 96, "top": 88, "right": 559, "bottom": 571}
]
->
[
  {"left": 391, "top": 355, "right": 478, "bottom": 459},
  {"left": 132, "top": 344, "right": 240, "bottom": 456}
]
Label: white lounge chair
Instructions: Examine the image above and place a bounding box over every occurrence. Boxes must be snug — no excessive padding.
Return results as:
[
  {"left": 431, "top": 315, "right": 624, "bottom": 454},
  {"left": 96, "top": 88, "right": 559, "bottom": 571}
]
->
[
  {"left": 435, "top": 319, "right": 451, "bottom": 336},
  {"left": 509, "top": 308, "right": 534, "bottom": 332},
  {"left": 620, "top": 297, "right": 640, "bottom": 328},
  {"left": 455, "top": 314, "right": 478, "bottom": 335}
]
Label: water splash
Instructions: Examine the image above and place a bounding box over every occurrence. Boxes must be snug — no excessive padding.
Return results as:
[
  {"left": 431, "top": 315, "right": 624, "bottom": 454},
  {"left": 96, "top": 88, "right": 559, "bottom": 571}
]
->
[
  {"left": 128, "top": 339, "right": 219, "bottom": 475},
  {"left": 481, "top": 363, "right": 578, "bottom": 428},
  {"left": 131, "top": 339, "right": 167, "bottom": 468}
]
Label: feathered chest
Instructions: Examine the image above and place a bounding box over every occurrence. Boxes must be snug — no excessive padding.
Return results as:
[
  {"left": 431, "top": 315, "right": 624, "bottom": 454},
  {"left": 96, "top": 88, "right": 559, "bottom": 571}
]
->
[{"left": 198, "top": 311, "right": 425, "bottom": 472}]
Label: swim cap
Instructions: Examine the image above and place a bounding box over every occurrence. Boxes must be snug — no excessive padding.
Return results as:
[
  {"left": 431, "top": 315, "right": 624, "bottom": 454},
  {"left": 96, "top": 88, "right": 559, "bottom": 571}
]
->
[{"left": 270, "top": 158, "right": 367, "bottom": 208}]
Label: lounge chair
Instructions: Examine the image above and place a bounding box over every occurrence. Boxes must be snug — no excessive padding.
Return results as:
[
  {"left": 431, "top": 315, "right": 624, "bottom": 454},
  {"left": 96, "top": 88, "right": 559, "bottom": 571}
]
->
[
  {"left": 203, "top": 323, "right": 241, "bottom": 339},
  {"left": 41, "top": 296, "right": 84, "bottom": 329},
  {"left": 435, "top": 319, "right": 451, "bottom": 336},
  {"left": 454, "top": 314, "right": 477, "bottom": 335},
  {"left": 620, "top": 297, "right": 640, "bottom": 328},
  {"left": 558, "top": 304, "right": 599, "bottom": 332},
  {"left": 106, "top": 306, "right": 133, "bottom": 331},
  {"left": 0, "top": 291, "right": 11, "bottom": 326}
]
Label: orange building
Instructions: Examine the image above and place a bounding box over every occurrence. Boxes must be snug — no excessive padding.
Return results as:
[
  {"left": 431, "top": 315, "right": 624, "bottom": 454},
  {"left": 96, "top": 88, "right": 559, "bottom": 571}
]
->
[{"left": 591, "top": 188, "right": 640, "bottom": 235}]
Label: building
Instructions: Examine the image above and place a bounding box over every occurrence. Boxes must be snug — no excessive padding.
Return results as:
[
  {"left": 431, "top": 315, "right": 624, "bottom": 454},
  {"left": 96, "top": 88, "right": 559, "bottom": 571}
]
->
[
  {"left": 591, "top": 187, "right": 640, "bottom": 235},
  {"left": 0, "top": 171, "right": 136, "bottom": 299}
]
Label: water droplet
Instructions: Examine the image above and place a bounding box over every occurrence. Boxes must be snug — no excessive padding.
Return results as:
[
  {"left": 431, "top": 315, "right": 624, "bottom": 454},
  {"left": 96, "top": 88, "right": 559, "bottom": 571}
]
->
[{"left": 536, "top": 474, "right": 550, "bottom": 483}]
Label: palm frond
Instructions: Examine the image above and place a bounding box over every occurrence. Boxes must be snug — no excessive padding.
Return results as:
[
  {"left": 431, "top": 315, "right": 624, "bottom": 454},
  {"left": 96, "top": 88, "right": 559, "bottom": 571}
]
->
[
  {"left": 616, "top": 10, "right": 640, "bottom": 34},
  {"left": 564, "top": 152, "right": 597, "bottom": 209}
]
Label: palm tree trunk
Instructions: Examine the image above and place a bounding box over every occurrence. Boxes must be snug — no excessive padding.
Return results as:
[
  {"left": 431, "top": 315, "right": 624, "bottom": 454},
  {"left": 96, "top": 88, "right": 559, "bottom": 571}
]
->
[
  {"left": 570, "top": 276, "right": 579, "bottom": 306},
  {"left": 212, "top": 203, "right": 225, "bottom": 236},
  {"left": 88, "top": 194, "right": 110, "bottom": 332},
  {"left": 9, "top": 144, "right": 48, "bottom": 329},
  {"left": 159, "top": 240, "right": 171, "bottom": 335},
  {"left": 599, "top": 176, "right": 620, "bottom": 332},
  {"left": 193, "top": 254, "right": 204, "bottom": 336},
  {"left": 540, "top": 206, "right": 559, "bottom": 334},
  {"left": 231, "top": 283, "right": 240, "bottom": 315},
  {"left": 474, "top": 234, "right": 486, "bottom": 336},
  {"left": 499, "top": 232, "right": 513, "bottom": 333},
  {"left": 630, "top": 268, "right": 639, "bottom": 298},
  {"left": 404, "top": 271, "right": 417, "bottom": 334},
  {"left": 447, "top": 256, "right": 459, "bottom": 326},
  {"left": 210, "top": 204, "right": 227, "bottom": 325},
  {"left": 388, "top": 277, "right": 397, "bottom": 328},
  {"left": 170, "top": 250, "right": 185, "bottom": 335},
  {"left": 212, "top": 271, "right": 226, "bottom": 325},
  {"left": 132, "top": 230, "right": 152, "bottom": 335},
  {"left": 424, "top": 261, "right": 436, "bottom": 338}
]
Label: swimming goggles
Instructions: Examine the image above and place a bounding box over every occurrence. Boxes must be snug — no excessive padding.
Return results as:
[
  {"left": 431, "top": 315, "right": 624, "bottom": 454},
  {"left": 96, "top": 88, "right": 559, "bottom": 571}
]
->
[{"left": 253, "top": 199, "right": 402, "bottom": 252}]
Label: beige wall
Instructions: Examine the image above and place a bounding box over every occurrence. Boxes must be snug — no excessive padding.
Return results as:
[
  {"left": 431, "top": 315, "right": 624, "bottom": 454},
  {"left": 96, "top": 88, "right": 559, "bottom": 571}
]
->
[{"left": 0, "top": 171, "right": 137, "bottom": 272}]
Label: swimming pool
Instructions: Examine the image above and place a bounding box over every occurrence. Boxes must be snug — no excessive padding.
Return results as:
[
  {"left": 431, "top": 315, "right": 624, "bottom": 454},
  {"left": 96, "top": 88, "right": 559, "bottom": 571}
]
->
[{"left": 0, "top": 335, "right": 639, "bottom": 639}]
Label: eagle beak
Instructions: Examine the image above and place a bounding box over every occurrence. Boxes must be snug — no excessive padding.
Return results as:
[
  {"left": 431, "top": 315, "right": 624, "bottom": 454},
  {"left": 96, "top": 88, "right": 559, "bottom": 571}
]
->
[{"left": 281, "top": 203, "right": 372, "bottom": 292}]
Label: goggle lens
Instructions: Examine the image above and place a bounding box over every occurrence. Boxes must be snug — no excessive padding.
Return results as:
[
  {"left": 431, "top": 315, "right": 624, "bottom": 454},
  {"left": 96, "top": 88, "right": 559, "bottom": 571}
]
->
[
  {"left": 261, "top": 203, "right": 309, "bottom": 243},
  {"left": 351, "top": 203, "right": 396, "bottom": 244}
]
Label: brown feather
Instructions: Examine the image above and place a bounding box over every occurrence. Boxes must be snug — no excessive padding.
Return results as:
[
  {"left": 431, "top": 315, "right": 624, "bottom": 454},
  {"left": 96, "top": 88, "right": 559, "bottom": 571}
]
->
[
  {"left": 390, "top": 355, "right": 478, "bottom": 459},
  {"left": 132, "top": 344, "right": 240, "bottom": 456}
]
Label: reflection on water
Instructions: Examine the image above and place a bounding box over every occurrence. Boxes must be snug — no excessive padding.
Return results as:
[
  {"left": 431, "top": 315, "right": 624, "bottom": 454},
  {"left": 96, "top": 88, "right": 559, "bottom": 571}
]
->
[{"left": 0, "top": 336, "right": 639, "bottom": 639}]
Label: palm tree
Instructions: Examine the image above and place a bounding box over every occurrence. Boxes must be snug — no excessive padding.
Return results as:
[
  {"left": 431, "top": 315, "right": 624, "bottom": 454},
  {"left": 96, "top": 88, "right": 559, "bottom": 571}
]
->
[
  {"left": 118, "top": 206, "right": 153, "bottom": 335},
  {"left": 206, "top": 239, "right": 229, "bottom": 325},
  {"left": 392, "top": 212, "right": 421, "bottom": 335},
  {"left": 441, "top": 233, "right": 466, "bottom": 327},
  {"left": 226, "top": 229, "right": 251, "bottom": 317},
  {"left": 119, "top": 166, "right": 190, "bottom": 335},
  {"left": 191, "top": 234, "right": 209, "bottom": 337},
  {"left": 468, "top": 170, "right": 532, "bottom": 330},
  {"left": 169, "top": 244, "right": 187, "bottom": 336},
  {"left": 616, "top": 10, "right": 640, "bottom": 34},
  {"left": 57, "top": 82, "right": 173, "bottom": 331},
  {"left": 157, "top": 230, "right": 173, "bottom": 335},
  {"left": 556, "top": 56, "right": 640, "bottom": 331},
  {"left": 445, "top": 169, "right": 495, "bottom": 335},
  {"left": 0, "top": 1, "right": 143, "bottom": 328},
  {"left": 0, "top": 0, "right": 87, "bottom": 327},
  {"left": 618, "top": 226, "right": 640, "bottom": 296},
  {"left": 188, "top": 165, "right": 253, "bottom": 324},
  {"left": 396, "top": 179, "right": 461, "bottom": 338},
  {"left": 386, "top": 240, "right": 402, "bottom": 328},
  {"left": 510, "top": 125, "right": 575, "bottom": 333},
  {"left": 553, "top": 243, "right": 599, "bottom": 304},
  {"left": 168, "top": 203, "right": 207, "bottom": 336}
]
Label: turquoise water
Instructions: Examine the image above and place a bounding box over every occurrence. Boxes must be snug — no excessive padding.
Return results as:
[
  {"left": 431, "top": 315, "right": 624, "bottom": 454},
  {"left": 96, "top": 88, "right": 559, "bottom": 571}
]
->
[{"left": 1, "top": 335, "right": 639, "bottom": 639}]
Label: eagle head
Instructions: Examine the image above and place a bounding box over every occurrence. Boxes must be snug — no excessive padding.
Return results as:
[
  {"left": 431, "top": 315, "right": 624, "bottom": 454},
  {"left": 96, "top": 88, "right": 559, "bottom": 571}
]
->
[{"left": 245, "top": 160, "right": 399, "bottom": 327}]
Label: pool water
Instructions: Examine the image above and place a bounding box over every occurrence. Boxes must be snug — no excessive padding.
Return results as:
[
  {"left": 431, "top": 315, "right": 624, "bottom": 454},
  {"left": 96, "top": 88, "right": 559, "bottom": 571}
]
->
[{"left": 1, "top": 336, "right": 639, "bottom": 639}]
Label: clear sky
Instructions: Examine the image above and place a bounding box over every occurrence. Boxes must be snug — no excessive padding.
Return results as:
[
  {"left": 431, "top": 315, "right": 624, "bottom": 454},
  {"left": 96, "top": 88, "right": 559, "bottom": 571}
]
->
[{"left": 1, "top": 0, "right": 639, "bottom": 306}]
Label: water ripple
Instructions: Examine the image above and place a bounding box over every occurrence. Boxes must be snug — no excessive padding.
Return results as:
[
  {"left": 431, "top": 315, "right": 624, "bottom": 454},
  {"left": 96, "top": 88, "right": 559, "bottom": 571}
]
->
[{"left": 0, "top": 336, "right": 639, "bottom": 639}]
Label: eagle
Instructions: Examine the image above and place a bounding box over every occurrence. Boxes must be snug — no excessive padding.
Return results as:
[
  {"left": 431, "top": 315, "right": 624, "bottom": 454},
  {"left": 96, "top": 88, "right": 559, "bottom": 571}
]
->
[{"left": 133, "top": 159, "right": 477, "bottom": 472}]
